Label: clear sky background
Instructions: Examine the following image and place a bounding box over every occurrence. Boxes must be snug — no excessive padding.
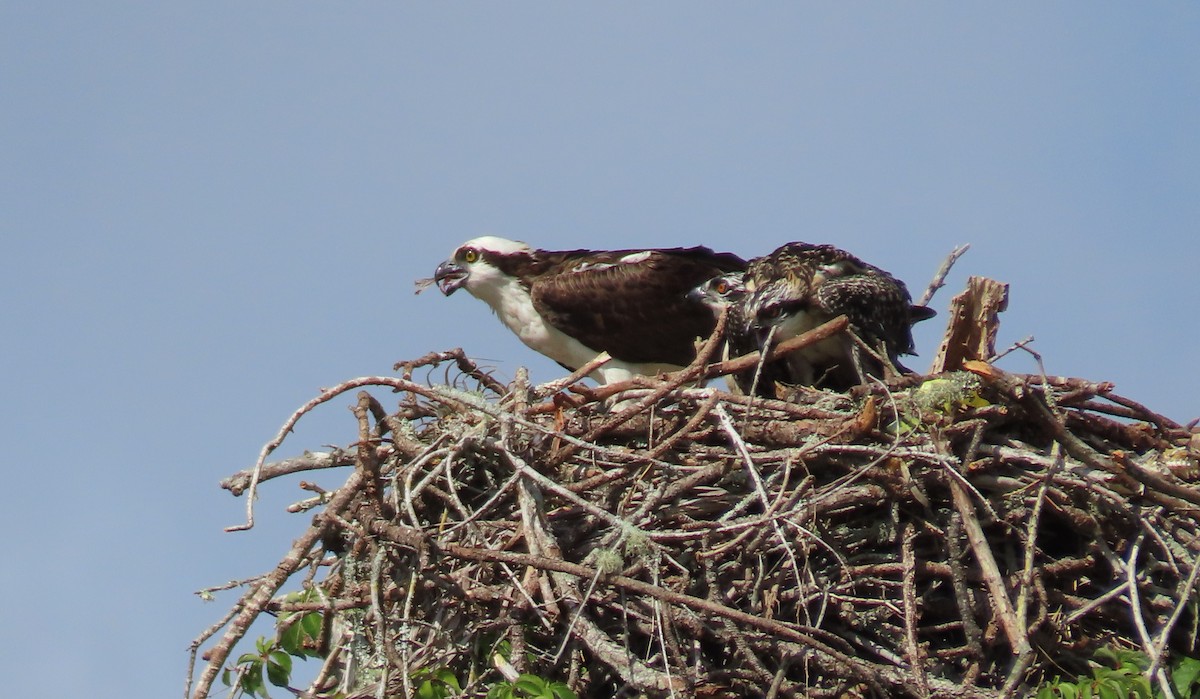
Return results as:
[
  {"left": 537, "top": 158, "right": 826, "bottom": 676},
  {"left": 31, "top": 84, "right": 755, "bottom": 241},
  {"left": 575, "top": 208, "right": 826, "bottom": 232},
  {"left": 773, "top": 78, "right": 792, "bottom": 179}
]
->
[{"left": 2, "top": 4, "right": 1197, "bottom": 697}]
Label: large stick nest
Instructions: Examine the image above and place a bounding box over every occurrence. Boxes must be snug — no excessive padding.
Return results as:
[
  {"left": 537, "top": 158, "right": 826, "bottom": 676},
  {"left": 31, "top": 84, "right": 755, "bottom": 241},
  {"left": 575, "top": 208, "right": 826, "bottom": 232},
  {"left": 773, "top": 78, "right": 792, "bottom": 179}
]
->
[{"left": 189, "top": 278, "right": 1200, "bottom": 699}]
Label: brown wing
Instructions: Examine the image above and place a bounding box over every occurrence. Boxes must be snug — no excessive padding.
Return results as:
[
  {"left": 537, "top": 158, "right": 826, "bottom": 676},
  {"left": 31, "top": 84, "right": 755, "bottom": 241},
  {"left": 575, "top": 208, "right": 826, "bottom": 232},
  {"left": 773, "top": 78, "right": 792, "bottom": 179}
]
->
[
  {"left": 814, "top": 274, "right": 921, "bottom": 356},
  {"left": 752, "top": 241, "right": 931, "bottom": 358},
  {"left": 530, "top": 248, "right": 745, "bottom": 366}
]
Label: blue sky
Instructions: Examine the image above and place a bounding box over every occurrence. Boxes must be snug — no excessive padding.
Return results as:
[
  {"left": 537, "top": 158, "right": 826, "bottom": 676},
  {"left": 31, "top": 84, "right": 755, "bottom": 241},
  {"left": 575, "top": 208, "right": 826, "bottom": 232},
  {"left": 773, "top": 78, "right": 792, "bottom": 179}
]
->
[{"left": 2, "top": 4, "right": 1197, "bottom": 696}]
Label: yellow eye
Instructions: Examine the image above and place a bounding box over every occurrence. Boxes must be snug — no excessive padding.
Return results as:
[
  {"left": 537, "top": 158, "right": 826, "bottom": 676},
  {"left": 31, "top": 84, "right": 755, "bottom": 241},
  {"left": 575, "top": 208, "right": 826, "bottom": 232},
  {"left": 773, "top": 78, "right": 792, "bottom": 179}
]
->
[
  {"left": 463, "top": 248, "right": 479, "bottom": 263},
  {"left": 714, "top": 280, "right": 729, "bottom": 294}
]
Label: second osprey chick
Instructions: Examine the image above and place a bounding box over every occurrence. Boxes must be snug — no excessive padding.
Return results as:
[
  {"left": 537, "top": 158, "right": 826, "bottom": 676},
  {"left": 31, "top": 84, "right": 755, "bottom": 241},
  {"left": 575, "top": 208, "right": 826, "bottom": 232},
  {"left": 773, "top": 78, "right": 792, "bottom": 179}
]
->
[{"left": 697, "top": 242, "right": 935, "bottom": 393}]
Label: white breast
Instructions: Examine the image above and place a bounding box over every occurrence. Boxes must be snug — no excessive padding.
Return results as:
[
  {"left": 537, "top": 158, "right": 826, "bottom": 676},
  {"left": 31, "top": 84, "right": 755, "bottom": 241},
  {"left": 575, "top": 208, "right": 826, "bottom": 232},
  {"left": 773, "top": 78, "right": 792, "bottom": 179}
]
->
[
  {"left": 466, "top": 272, "right": 683, "bottom": 385},
  {"left": 467, "top": 273, "right": 598, "bottom": 368},
  {"left": 776, "top": 311, "right": 846, "bottom": 363}
]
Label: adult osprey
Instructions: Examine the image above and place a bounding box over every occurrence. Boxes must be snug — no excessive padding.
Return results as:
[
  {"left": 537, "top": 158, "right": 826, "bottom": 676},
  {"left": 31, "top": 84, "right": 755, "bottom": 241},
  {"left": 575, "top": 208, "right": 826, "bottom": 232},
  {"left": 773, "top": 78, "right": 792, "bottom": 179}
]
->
[
  {"left": 700, "top": 242, "right": 935, "bottom": 392},
  {"left": 432, "top": 236, "right": 746, "bottom": 385}
]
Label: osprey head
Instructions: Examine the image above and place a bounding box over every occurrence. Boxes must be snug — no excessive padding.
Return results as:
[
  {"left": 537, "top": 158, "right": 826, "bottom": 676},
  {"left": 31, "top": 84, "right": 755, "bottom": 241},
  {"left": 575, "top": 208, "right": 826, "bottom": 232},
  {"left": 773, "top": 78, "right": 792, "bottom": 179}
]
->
[
  {"left": 434, "top": 236, "right": 534, "bottom": 296},
  {"left": 686, "top": 273, "right": 747, "bottom": 315},
  {"left": 739, "top": 277, "right": 823, "bottom": 351}
]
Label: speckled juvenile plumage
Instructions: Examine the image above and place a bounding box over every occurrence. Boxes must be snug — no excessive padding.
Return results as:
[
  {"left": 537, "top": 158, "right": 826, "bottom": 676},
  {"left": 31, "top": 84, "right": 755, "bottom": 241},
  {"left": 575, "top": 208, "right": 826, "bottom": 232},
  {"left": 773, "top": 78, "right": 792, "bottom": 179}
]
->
[{"left": 735, "top": 242, "right": 935, "bottom": 391}]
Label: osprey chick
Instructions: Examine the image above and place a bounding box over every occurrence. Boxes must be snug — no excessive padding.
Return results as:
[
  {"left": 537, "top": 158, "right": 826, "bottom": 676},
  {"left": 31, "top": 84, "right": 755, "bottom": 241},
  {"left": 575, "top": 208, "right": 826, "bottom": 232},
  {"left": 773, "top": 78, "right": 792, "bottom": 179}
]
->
[
  {"left": 687, "top": 273, "right": 792, "bottom": 396},
  {"left": 433, "top": 236, "right": 746, "bottom": 385},
  {"left": 726, "top": 242, "right": 935, "bottom": 391}
]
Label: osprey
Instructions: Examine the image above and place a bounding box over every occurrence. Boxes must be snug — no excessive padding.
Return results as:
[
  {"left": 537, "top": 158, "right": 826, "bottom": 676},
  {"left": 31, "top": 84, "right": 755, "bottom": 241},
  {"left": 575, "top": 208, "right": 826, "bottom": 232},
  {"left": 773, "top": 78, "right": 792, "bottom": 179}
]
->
[
  {"left": 701, "top": 242, "right": 935, "bottom": 392},
  {"left": 432, "top": 236, "right": 746, "bottom": 385},
  {"left": 687, "top": 273, "right": 793, "bottom": 396}
]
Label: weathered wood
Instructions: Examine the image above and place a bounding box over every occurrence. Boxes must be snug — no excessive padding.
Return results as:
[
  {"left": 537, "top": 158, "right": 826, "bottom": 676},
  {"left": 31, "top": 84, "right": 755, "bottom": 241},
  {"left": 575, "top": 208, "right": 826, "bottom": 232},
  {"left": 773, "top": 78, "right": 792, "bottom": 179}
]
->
[{"left": 931, "top": 275, "right": 1010, "bottom": 373}]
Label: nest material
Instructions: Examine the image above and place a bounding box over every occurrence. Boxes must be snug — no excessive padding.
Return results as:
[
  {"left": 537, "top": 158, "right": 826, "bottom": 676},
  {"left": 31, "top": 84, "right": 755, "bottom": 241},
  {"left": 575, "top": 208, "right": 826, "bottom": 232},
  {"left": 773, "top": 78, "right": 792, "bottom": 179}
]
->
[{"left": 190, "top": 285, "right": 1200, "bottom": 699}]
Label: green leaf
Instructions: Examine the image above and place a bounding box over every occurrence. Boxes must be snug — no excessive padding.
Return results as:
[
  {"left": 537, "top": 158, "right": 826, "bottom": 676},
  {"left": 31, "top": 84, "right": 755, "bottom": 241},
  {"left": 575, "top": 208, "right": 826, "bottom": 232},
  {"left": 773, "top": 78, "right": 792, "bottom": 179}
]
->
[
  {"left": 279, "top": 622, "right": 302, "bottom": 656},
  {"left": 435, "top": 668, "right": 461, "bottom": 691},
  {"left": 279, "top": 612, "right": 322, "bottom": 658},
  {"left": 962, "top": 391, "right": 990, "bottom": 408},
  {"left": 514, "top": 675, "right": 546, "bottom": 694},
  {"left": 241, "top": 666, "right": 265, "bottom": 697},
  {"left": 550, "top": 684, "right": 578, "bottom": 699},
  {"left": 1172, "top": 656, "right": 1200, "bottom": 696},
  {"left": 1115, "top": 650, "right": 1148, "bottom": 672},
  {"left": 300, "top": 611, "right": 323, "bottom": 639},
  {"left": 266, "top": 659, "right": 291, "bottom": 688},
  {"left": 270, "top": 651, "right": 293, "bottom": 672},
  {"left": 281, "top": 621, "right": 311, "bottom": 657},
  {"left": 416, "top": 679, "right": 438, "bottom": 699}
]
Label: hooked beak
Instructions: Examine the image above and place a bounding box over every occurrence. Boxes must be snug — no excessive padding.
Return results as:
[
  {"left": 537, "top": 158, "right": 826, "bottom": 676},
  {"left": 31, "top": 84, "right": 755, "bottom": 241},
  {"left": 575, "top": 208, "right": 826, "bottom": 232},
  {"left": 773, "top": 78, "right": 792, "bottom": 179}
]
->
[
  {"left": 685, "top": 286, "right": 709, "bottom": 304},
  {"left": 433, "top": 260, "right": 468, "bottom": 295}
]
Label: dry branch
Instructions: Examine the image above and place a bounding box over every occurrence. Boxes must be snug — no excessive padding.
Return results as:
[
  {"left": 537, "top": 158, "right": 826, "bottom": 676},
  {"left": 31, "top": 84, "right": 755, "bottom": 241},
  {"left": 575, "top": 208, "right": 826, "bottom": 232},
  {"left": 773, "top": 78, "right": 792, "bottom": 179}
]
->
[{"left": 931, "top": 276, "right": 1010, "bottom": 373}]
